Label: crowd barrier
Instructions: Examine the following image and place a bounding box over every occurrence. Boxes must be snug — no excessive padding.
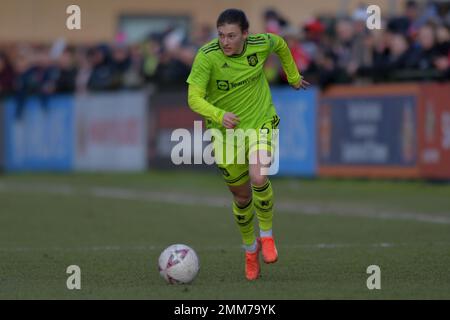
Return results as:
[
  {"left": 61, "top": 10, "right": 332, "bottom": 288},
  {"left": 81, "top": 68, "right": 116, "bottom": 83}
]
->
[
  {"left": 1, "top": 82, "right": 448, "bottom": 179},
  {"left": 272, "top": 87, "right": 317, "bottom": 176},
  {"left": 75, "top": 92, "right": 148, "bottom": 171},
  {"left": 147, "top": 89, "right": 203, "bottom": 169},
  {"left": 147, "top": 87, "right": 319, "bottom": 176},
  {"left": 318, "top": 83, "right": 450, "bottom": 179},
  {"left": 2, "top": 95, "right": 74, "bottom": 171},
  {"left": 1, "top": 91, "right": 148, "bottom": 172},
  {"left": 0, "top": 99, "right": 4, "bottom": 172}
]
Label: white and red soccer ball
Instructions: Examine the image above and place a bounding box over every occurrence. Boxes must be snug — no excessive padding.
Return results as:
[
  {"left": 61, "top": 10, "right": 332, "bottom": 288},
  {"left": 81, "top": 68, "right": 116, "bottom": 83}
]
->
[{"left": 158, "top": 244, "right": 200, "bottom": 284}]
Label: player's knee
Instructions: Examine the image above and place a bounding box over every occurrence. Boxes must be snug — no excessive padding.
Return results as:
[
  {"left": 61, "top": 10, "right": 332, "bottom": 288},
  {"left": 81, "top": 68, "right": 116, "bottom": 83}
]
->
[
  {"left": 233, "top": 193, "right": 252, "bottom": 207},
  {"left": 258, "top": 150, "right": 272, "bottom": 166},
  {"left": 250, "top": 174, "right": 267, "bottom": 187}
]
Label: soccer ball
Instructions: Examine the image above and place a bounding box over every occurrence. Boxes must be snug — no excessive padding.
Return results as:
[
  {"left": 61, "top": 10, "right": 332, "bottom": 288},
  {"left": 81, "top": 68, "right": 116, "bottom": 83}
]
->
[{"left": 158, "top": 244, "right": 200, "bottom": 284}]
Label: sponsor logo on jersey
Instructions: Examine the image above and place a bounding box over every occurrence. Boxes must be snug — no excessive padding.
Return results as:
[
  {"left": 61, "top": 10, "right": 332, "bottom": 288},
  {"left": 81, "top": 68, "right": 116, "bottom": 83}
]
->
[{"left": 216, "top": 80, "right": 230, "bottom": 91}]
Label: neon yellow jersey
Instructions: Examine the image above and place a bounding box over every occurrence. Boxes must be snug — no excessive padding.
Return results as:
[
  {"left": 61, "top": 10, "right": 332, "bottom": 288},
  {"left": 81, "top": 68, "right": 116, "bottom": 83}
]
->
[{"left": 186, "top": 33, "right": 301, "bottom": 132}]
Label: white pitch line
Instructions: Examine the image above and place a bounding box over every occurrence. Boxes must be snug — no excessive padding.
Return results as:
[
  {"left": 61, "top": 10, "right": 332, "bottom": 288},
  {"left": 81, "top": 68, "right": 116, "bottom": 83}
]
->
[
  {"left": 1, "top": 242, "right": 449, "bottom": 253},
  {"left": 0, "top": 181, "right": 450, "bottom": 224},
  {"left": 0, "top": 243, "right": 395, "bottom": 253}
]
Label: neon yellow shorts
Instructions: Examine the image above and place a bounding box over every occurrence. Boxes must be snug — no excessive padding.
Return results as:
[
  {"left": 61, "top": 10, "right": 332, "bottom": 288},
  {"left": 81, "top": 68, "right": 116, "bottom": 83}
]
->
[{"left": 213, "top": 115, "right": 280, "bottom": 186}]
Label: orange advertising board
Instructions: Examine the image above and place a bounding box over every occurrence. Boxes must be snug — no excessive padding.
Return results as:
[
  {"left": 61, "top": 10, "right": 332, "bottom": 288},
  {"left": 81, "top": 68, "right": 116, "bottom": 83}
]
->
[
  {"left": 318, "top": 83, "right": 450, "bottom": 179},
  {"left": 418, "top": 83, "right": 450, "bottom": 179}
]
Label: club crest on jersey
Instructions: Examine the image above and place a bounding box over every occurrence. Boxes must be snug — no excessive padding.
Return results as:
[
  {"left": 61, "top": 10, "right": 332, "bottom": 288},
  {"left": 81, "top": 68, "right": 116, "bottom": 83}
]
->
[
  {"left": 247, "top": 53, "right": 258, "bottom": 67},
  {"left": 216, "top": 80, "right": 230, "bottom": 91}
]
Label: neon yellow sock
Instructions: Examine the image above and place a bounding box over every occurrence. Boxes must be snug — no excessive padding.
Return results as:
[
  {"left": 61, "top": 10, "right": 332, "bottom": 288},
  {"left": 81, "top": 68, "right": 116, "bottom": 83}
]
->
[
  {"left": 232, "top": 199, "right": 256, "bottom": 246},
  {"left": 252, "top": 179, "right": 274, "bottom": 232}
]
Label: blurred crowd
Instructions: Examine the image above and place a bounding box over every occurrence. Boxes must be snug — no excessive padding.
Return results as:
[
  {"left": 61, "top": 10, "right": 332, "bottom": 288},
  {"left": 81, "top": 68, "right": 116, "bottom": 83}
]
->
[
  {"left": 267, "top": 0, "right": 450, "bottom": 87},
  {"left": 0, "top": 0, "right": 449, "bottom": 98}
]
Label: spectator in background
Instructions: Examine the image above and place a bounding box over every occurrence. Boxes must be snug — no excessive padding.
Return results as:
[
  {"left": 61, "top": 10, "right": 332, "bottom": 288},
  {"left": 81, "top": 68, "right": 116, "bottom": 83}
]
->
[
  {"left": 39, "top": 48, "right": 61, "bottom": 96},
  {"left": 389, "top": 33, "right": 414, "bottom": 68},
  {"left": 413, "top": 1, "right": 443, "bottom": 33},
  {"left": 122, "top": 43, "right": 144, "bottom": 89},
  {"left": 154, "top": 26, "right": 195, "bottom": 87},
  {"left": 191, "top": 24, "right": 215, "bottom": 50},
  {"left": 87, "top": 44, "right": 118, "bottom": 91},
  {"left": 263, "top": 8, "right": 289, "bottom": 34},
  {"left": 112, "top": 43, "right": 131, "bottom": 75},
  {"left": 371, "top": 29, "right": 391, "bottom": 65},
  {"left": 357, "top": 29, "right": 391, "bottom": 82},
  {"left": 442, "top": 3, "right": 450, "bottom": 26},
  {"left": 142, "top": 34, "right": 162, "bottom": 83},
  {"left": 15, "top": 46, "right": 45, "bottom": 96},
  {"left": 0, "top": 52, "right": 15, "bottom": 96},
  {"left": 436, "top": 23, "right": 450, "bottom": 42},
  {"left": 54, "top": 48, "right": 77, "bottom": 93},
  {"left": 9, "top": 45, "right": 61, "bottom": 117},
  {"left": 348, "top": 5, "right": 373, "bottom": 74},
  {"left": 12, "top": 50, "right": 26, "bottom": 119},
  {"left": 301, "top": 17, "right": 327, "bottom": 59},
  {"left": 384, "top": 32, "right": 417, "bottom": 79},
  {"left": 435, "top": 23, "right": 450, "bottom": 55},
  {"left": 1, "top": 4, "right": 449, "bottom": 95},
  {"left": 315, "top": 49, "right": 346, "bottom": 88},
  {"left": 299, "top": 17, "right": 327, "bottom": 83},
  {"left": 388, "top": 0, "right": 420, "bottom": 38},
  {"left": 432, "top": 24, "right": 450, "bottom": 78},
  {"left": 409, "top": 23, "right": 439, "bottom": 71},
  {"left": 279, "top": 26, "right": 311, "bottom": 83},
  {"left": 331, "top": 18, "right": 359, "bottom": 83},
  {"left": 75, "top": 47, "right": 92, "bottom": 94},
  {"left": 108, "top": 33, "right": 145, "bottom": 89}
]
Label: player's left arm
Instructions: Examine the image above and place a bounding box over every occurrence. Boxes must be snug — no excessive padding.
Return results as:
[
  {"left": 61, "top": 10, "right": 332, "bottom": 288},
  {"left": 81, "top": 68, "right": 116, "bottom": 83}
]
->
[{"left": 267, "top": 33, "right": 310, "bottom": 90}]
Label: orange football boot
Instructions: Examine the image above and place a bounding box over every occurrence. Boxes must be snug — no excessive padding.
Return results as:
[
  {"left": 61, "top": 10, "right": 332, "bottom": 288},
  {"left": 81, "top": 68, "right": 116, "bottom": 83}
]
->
[
  {"left": 245, "top": 239, "right": 261, "bottom": 280},
  {"left": 260, "top": 236, "right": 278, "bottom": 264}
]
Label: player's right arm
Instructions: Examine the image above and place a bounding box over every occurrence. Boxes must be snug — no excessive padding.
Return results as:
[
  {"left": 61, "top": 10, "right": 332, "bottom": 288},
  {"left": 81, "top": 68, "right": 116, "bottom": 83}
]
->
[{"left": 187, "top": 51, "right": 230, "bottom": 126}]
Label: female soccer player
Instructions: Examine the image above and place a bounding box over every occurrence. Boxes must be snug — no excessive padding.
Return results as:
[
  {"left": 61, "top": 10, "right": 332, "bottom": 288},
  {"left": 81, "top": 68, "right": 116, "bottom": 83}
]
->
[{"left": 187, "top": 8, "right": 309, "bottom": 280}]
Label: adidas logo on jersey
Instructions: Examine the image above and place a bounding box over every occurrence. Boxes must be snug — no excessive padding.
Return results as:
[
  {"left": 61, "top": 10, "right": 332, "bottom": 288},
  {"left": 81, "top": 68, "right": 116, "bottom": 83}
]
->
[{"left": 221, "top": 62, "right": 230, "bottom": 68}]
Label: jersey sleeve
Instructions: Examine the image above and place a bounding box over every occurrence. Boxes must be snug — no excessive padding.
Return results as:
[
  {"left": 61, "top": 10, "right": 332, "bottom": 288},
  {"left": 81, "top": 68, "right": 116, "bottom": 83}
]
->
[
  {"left": 186, "top": 50, "right": 211, "bottom": 89},
  {"left": 186, "top": 51, "right": 225, "bottom": 126},
  {"left": 267, "top": 33, "right": 302, "bottom": 86},
  {"left": 187, "top": 84, "right": 226, "bottom": 126}
]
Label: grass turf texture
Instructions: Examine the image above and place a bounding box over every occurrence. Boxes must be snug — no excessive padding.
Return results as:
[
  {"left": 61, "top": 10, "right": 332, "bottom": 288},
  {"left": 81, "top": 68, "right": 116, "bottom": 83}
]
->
[{"left": 0, "top": 171, "right": 449, "bottom": 299}]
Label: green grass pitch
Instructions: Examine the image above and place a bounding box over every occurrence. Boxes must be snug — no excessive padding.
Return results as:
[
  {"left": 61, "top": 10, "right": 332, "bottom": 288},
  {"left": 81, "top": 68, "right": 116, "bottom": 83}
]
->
[{"left": 0, "top": 171, "right": 449, "bottom": 299}]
